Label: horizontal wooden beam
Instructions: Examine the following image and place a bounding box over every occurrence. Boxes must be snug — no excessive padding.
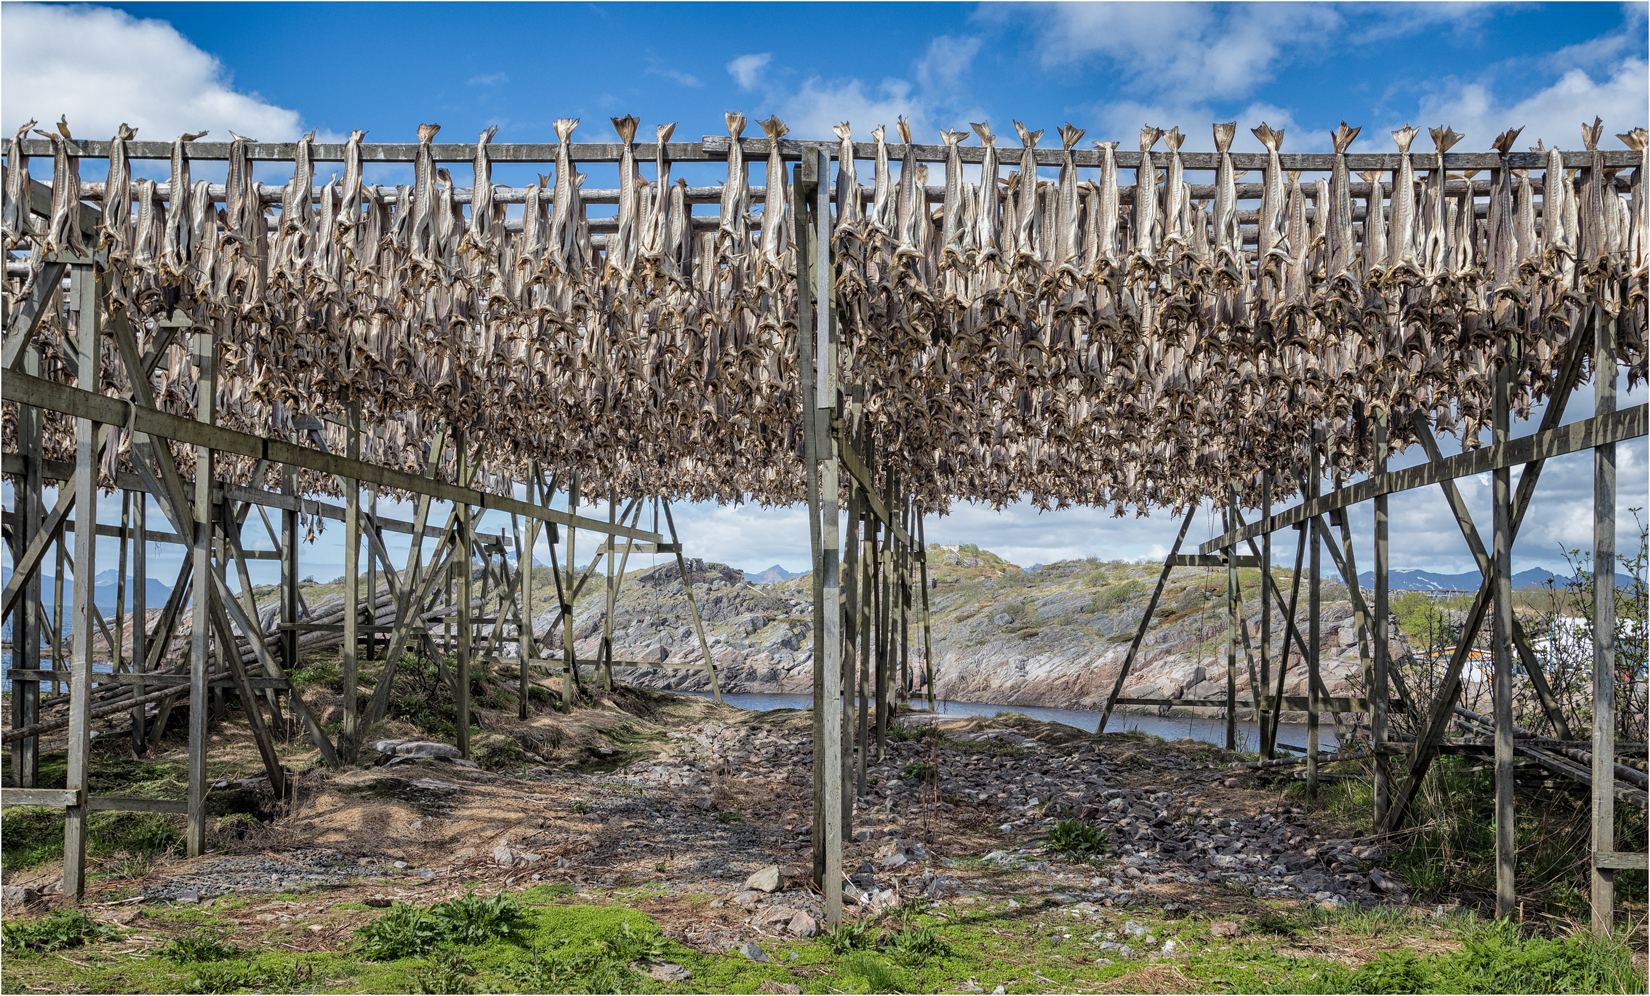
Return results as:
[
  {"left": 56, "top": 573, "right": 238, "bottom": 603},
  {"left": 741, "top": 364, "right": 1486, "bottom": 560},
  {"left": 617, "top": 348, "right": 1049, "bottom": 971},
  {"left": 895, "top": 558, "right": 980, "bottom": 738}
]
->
[
  {"left": 87, "top": 796, "right": 189, "bottom": 814},
  {"left": 701, "top": 136, "right": 1638, "bottom": 171},
  {"left": 15, "top": 139, "right": 723, "bottom": 164},
  {"left": 1, "top": 371, "right": 661, "bottom": 543},
  {"left": 5, "top": 670, "right": 291, "bottom": 691},
  {"left": 1113, "top": 695, "right": 1395, "bottom": 713},
  {"left": 1200, "top": 405, "right": 1648, "bottom": 553},
  {"left": 1167, "top": 554, "right": 1262, "bottom": 568},
  {"left": 1595, "top": 851, "right": 1649, "bottom": 871},
  {"left": 1, "top": 788, "right": 80, "bottom": 808}
]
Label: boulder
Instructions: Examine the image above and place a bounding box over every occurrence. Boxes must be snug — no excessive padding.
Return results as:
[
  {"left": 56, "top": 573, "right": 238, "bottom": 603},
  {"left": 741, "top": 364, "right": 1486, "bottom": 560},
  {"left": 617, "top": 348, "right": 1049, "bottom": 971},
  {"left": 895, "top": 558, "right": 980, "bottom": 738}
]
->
[{"left": 744, "top": 864, "right": 782, "bottom": 893}]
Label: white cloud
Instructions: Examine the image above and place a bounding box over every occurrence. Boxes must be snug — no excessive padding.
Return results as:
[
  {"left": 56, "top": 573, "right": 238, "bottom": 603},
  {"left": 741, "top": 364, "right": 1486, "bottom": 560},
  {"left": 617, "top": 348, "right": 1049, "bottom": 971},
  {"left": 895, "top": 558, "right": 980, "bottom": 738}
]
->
[
  {"left": 646, "top": 64, "right": 704, "bottom": 89},
  {"left": 1403, "top": 58, "right": 1649, "bottom": 152},
  {"left": 915, "top": 34, "right": 983, "bottom": 92},
  {"left": 777, "top": 76, "right": 923, "bottom": 150},
  {"left": 467, "top": 72, "right": 508, "bottom": 87},
  {"left": 727, "top": 53, "right": 773, "bottom": 91},
  {"left": 1, "top": 3, "right": 304, "bottom": 145}
]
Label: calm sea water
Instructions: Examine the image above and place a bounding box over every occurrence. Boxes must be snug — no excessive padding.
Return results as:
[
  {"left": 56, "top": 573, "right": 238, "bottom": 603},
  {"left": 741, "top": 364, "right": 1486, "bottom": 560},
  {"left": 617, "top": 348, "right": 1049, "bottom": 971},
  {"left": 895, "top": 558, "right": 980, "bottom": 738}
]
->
[{"left": 683, "top": 690, "right": 1342, "bottom": 750}]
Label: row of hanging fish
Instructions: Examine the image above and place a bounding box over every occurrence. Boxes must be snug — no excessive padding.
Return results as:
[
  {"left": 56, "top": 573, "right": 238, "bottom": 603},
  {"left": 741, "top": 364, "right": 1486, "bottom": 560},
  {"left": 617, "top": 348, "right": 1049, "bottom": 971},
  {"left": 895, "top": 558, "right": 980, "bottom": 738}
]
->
[{"left": 2, "top": 114, "right": 1646, "bottom": 513}]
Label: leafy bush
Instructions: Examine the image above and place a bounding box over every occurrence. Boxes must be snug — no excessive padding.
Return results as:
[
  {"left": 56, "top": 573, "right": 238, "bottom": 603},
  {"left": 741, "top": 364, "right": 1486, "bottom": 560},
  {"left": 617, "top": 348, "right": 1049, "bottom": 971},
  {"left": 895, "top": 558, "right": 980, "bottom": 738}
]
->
[
  {"left": 354, "top": 892, "right": 530, "bottom": 962},
  {"left": 182, "top": 962, "right": 274, "bottom": 994},
  {"left": 354, "top": 903, "right": 441, "bottom": 961},
  {"left": 822, "top": 918, "right": 879, "bottom": 954},
  {"left": 1, "top": 909, "right": 116, "bottom": 954},
  {"left": 1046, "top": 819, "right": 1109, "bottom": 860},
  {"left": 158, "top": 927, "right": 242, "bottom": 963},
  {"left": 435, "top": 891, "right": 532, "bottom": 947},
  {"left": 599, "top": 919, "right": 671, "bottom": 963},
  {"left": 882, "top": 923, "right": 954, "bottom": 965}
]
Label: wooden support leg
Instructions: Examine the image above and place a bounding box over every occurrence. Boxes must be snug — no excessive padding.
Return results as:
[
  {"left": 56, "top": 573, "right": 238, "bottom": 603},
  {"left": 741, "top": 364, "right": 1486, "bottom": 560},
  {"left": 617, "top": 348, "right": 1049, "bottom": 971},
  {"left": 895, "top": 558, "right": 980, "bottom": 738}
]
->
[
  {"left": 1308, "top": 441, "right": 1321, "bottom": 799},
  {"left": 281, "top": 463, "right": 299, "bottom": 739},
  {"left": 63, "top": 264, "right": 100, "bottom": 903},
  {"left": 12, "top": 342, "right": 44, "bottom": 786},
  {"left": 1225, "top": 503, "right": 1238, "bottom": 751},
  {"left": 1591, "top": 308, "right": 1617, "bottom": 935},
  {"left": 132, "top": 491, "right": 148, "bottom": 751},
  {"left": 343, "top": 408, "right": 361, "bottom": 759},
  {"left": 1097, "top": 507, "right": 1197, "bottom": 734},
  {"left": 858, "top": 519, "right": 874, "bottom": 797},
  {"left": 457, "top": 442, "right": 473, "bottom": 758},
  {"left": 1492, "top": 339, "right": 1517, "bottom": 920},
  {"left": 1259, "top": 474, "right": 1273, "bottom": 760},
  {"left": 186, "top": 321, "right": 216, "bottom": 856},
  {"left": 918, "top": 513, "right": 934, "bottom": 712},
  {"left": 1373, "top": 411, "right": 1391, "bottom": 827}
]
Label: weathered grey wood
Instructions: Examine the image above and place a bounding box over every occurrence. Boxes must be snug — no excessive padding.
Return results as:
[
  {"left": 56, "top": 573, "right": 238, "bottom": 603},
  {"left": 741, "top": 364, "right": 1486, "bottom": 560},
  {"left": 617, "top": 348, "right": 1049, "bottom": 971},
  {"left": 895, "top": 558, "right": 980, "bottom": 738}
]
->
[
  {"left": 1169, "top": 554, "right": 1262, "bottom": 568},
  {"left": 185, "top": 319, "right": 215, "bottom": 859},
  {"left": 1592, "top": 307, "right": 1618, "bottom": 935},
  {"left": 1, "top": 788, "right": 80, "bottom": 807},
  {"left": 834, "top": 425, "right": 911, "bottom": 544},
  {"left": 1373, "top": 413, "right": 1391, "bottom": 826},
  {"left": 9, "top": 340, "right": 44, "bottom": 786},
  {"left": 1096, "top": 507, "right": 1197, "bottom": 735},
  {"left": 1411, "top": 415, "right": 1573, "bottom": 738},
  {"left": 3, "top": 261, "right": 66, "bottom": 371},
  {"left": 17, "top": 139, "right": 723, "bottom": 163},
  {"left": 131, "top": 489, "right": 147, "bottom": 749},
  {"left": 62, "top": 264, "right": 100, "bottom": 903},
  {"left": 1201, "top": 404, "right": 1648, "bottom": 553},
  {"left": 1225, "top": 503, "right": 1238, "bottom": 751},
  {"left": 699, "top": 135, "right": 1637, "bottom": 170},
  {"left": 917, "top": 513, "right": 935, "bottom": 712},
  {"left": 0, "top": 370, "right": 663, "bottom": 542},
  {"left": 86, "top": 796, "right": 188, "bottom": 814},
  {"left": 1491, "top": 348, "right": 1518, "bottom": 919},
  {"left": 1307, "top": 442, "right": 1321, "bottom": 799},
  {"left": 1596, "top": 852, "right": 1647, "bottom": 871}
]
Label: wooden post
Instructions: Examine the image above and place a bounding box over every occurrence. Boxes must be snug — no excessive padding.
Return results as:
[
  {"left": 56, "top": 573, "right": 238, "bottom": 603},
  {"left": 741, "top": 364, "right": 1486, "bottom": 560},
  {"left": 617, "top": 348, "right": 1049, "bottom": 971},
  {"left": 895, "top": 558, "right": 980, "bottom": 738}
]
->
[
  {"left": 602, "top": 486, "right": 617, "bottom": 692},
  {"left": 1591, "top": 308, "right": 1617, "bottom": 935},
  {"left": 63, "top": 263, "right": 101, "bottom": 902},
  {"left": 859, "top": 514, "right": 875, "bottom": 796},
  {"left": 366, "top": 486, "right": 378, "bottom": 660},
  {"left": 917, "top": 512, "right": 935, "bottom": 711},
  {"left": 457, "top": 435, "right": 472, "bottom": 758},
  {"left": 342, "top": 404, "right": 361, "bottom": 758},
  {"left": 185, "top": 318, "right": 214, "bottom": 856},
  {"left": 813, "top": 146, "right": 844, "bottom": 929},
  {"left": 12, "top": 340, "right": 44, "bottom": 785},
  {"left": 1097, "top": 507, "right": 1197, "bottom": 734},
  {"left": 560, "top": 471, "right": 581, "bottom": 708},
  {"left": 843, "top": 478, "right": 862, "bottom": 834},
  {"left": 1307, "top": 437, "right": 1321, "bottom": 798},
  {"left": 1259, "top": 474, "right": 1273, "bottom": 760},
  {"left": 281, "top": 460, "right": 299, "bottom": 738},
  {"left": 1225, "top": 502, "right": 1238, "bottom": 751},
  {"left": 1491, "top": 334, "right": 1517, "bottom": 920},
  {"left": 131, "top": 488, "right": 148, "bottom": 750},
  {"left": 796, "top": 155, "right": 827, "bottom": 891},
  {"left": 519, "top": 480, "right": 535, "bottom": 720},
  {"left": 898, "top": 494, "right": 911, "bottom": 709},
  {"left": 116, "top": 491, "right": 129, "bottom": 674},
  {"left": 1372, "top": 410, "right": 1392, "bottom": 825}
]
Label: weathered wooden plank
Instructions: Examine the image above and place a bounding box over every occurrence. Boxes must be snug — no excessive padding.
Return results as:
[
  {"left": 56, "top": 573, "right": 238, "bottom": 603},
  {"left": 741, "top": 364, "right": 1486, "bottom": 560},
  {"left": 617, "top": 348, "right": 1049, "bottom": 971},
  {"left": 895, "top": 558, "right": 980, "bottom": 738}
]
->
[
  {"left": 1596, "top": 851, "right": 1648, "bottom": 871},
  {"left": 14, "top": 140, "right": 722, "bottom": 163},
  {"left": 1113, "top": 695, "right": 1387, "bottom": 712},
  {"left": 1167, "top": 554, "right": 1261, "bottom": 568},
  {"left": 1200, "top": 405, "right": 1649, "bottom": 553},
  {"left": 2, "top": 370, "right": 662, "bottom": 543},
  {"left": 86, "top": 796, "right": 188, "bottom": 814},
  {"left": 1, "top": 788, "right": 80, "bottom": 808}
]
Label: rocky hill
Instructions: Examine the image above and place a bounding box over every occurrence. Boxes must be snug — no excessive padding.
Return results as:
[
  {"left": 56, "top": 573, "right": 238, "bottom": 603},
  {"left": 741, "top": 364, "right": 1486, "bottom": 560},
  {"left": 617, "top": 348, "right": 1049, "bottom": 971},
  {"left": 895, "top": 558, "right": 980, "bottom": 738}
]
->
[{"left": 529, "top": 544, "right": 1397, "bottom": 714}]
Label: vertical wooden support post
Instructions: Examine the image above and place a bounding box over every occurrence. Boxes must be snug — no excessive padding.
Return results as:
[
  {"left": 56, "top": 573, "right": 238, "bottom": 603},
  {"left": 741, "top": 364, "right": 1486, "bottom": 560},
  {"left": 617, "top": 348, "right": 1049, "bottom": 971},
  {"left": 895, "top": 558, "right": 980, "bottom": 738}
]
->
[
  {"left": 131, "top": 489, "right": 148, "bottom": 750},
  {"left": 795, "top": 154, "right": 826, "bottom": 893},
  {"left": 843, "top": 484, "right": 862, "bottom": 830},
  {"left": 281, "top": 461, "right": 299, "bottom": 738},
  {"left": 186, "top": 319, "right": 214, "bottom": 855},
  {"left": 520, "top": 463, "right": 537, "bottom": 720},
  {"left": 561, "top": 472, "right": 581, "bottom": 709},
  {"left": 898, "top": 495, "right": 910, "bottom": 708},
  {"left": 1491, "top": 335, "right": 1517, "bottom": 920},
  {"left": 342, "top": 404, "right": 361, "bottom": 759},
  {"left": 54, "top": 524, "right": 66, "bottom": 694},
  {"left": 1225, "top": 501, "right": 1238, "bottom": 751},
  {"left": 116, "top": 491, "right": 130, "bottom": 673},
  {"left": 63, "top": 264, "right": 101, "bottom": 901},
  {"left": 13, "top": 341, "right": 44, "bottom": 786},
  {"left": 1591, "top": 309, "right": 1617, "bottom": 935},
  {"left": 917, "top": 512, "right": 934, "bottom": 711},
  {"left": 366, "top": 486, "right": 378, "bottom": 660},
  {"left": 1259, "top": 474, "right": 1272, "bottom": 761},
  {"left": 1372, "top": 411, "right": 1391, "bottom": 826},
  {"left": 456, "top": 435, "right": 473, "bottom": 757},
  {"left": 1307, "top": 437, "right": 1321, "bottom": 798},
  {"left": 875, "top": 473, "right": 894, "bottom": 758},
  {"left": 602, "top": 487, "right": 617, "bottom": 692},
  {"left": 858, "top": 515, "right": 875, "bottom": 796}
]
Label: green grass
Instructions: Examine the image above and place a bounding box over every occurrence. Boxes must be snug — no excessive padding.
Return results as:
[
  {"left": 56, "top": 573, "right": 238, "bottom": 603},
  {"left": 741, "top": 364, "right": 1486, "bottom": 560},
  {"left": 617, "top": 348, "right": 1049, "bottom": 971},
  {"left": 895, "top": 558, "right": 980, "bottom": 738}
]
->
[{"left": 1, "top": 909, "right": 117, "bottom": 954}]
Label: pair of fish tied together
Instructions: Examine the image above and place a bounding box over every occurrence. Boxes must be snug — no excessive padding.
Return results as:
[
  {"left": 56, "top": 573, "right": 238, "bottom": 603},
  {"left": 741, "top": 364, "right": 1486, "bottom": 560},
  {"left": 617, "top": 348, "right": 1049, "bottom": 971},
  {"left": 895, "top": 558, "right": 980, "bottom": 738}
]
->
[{"left": 1, "top": 114, "right": 1646, "bottom": 514}]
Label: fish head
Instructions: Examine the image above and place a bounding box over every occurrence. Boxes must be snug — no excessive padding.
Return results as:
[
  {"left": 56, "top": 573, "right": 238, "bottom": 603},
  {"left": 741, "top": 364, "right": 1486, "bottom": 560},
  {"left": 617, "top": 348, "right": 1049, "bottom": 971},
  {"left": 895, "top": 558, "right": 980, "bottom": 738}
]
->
[
  {"left": 1391, "top": 125, "right": 1418, "bottom": 155},
  {"left": 1491, "top": 127, "right": 1522, "bottom": 155},
  {"left": 758, "top": 115, "right": 788, "bottom": 141},
  {"left": 1058, "top": 123, "right": 1086, "bottom": 150},
  {"left": 416, "top": 123, "right": 441, "bottom": 144},
  {"left": 725, "top": 112, "right": 746, "bottom": 139},
  {"left": 1139, "top": 125, "right": 1164, "bottom": 153}
]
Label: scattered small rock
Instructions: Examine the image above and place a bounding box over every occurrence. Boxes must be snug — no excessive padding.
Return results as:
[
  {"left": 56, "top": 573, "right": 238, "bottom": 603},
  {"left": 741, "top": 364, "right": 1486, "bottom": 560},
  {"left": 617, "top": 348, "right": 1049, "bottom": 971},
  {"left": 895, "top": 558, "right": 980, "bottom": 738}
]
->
[{"left": 744, "top": 864, "right": 782, "bottom": 893}]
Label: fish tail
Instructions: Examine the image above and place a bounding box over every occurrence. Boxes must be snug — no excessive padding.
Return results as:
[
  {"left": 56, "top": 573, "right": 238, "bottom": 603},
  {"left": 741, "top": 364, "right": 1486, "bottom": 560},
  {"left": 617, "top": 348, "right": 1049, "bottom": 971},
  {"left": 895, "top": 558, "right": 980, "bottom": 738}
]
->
[
  {"left": 1429, "top": 126, "right": 1463, "bottom": 154},
  {"left": 1332, "top": 121, "right": 1361, "bottom": 155},
  {"left": 657, "top": 122, "right": 677, "bottom": 144},
  {"left": 1581, "top": 116, "right": 1603, "bottom": 151},
  {"left": 1491, "top": 128, "right": 1522, "bottom": 155},
  {"left": 1059, "top": 123, "right": 1085, "bottom": 150},
  {"left": 1392, "top": 126, "right": 1418, "bottom": 155},
  {"left": 759, "top": 115, "right": 788, "bottom": 140},
  {"left": 896, "top": 116, "right": 912, "bottom": 144},
  {"left": 872, "top": 124, "right": 886, "bottom": 144},
  {"left": 972, "top": 121, "right": 994, "bottom": 145},
  {"left": 1139, "top": 125, "right": 1164, "bottom": 152},
  {"left": 417, "top": 122, "right": 441, "bottom": 144},
  {"left": 611, "top": 115, "right": 639, "bottom": 144},
  {"left": 833, "top": 122, "right": 852, "bottom": 142},
  {"left": 725, "top": 112, "right": 746, "bottom": 139},
  {"left": 554, "top": 118, "right": 579, "bottom": 143},
  {"left": 480, "top": 125, "right": 498, "bottom": 145},
  {"left": 1213, "top": 122, "right": 1236, "bottom": 154},
  {"left": 1251, "top": 122, "right": 1283, "bottom": 152}
]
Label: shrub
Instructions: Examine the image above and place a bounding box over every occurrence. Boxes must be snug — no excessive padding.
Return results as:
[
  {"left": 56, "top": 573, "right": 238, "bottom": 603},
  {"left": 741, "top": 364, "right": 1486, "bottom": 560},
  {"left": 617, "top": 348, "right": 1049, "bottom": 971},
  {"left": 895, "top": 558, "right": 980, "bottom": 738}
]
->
[
  {"left": 354, "top": 893, "right": 530, "bottom": 961},
  {"left": 158, "top": 927, "right": 241, "bottom": 963},
  {"left": 1046, "top": 819, "right": 1109, "bottom": 860}
]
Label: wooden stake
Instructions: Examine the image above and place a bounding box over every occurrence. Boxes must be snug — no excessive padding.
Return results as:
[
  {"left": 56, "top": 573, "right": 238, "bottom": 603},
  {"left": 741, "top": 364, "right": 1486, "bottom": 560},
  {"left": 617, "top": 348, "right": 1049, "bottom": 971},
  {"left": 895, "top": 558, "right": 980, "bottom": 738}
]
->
[
  {"left": 342, "top": 403, "right": 361, "bottom": 758},
  {"left": 1373, "top": 410, "right": 1391, "bottom": 826},
  {"left": 63, "top": 264, "right": 100, "bottom": 902},
  {"left": 185, "top": 317, "right": 214, "bottom": 857},
  {"left": 1492, "top": 330, "right": 1517, "bottom": 920},
  {"left": 1260, "top": 474, "right": 1272, "bottom": 760},
  {"left": 1308, "top": 437, "right": 1321, "bottom": 799},
  {"left": 1592, "top": 305, "right": 1618, "bottom": 935}
]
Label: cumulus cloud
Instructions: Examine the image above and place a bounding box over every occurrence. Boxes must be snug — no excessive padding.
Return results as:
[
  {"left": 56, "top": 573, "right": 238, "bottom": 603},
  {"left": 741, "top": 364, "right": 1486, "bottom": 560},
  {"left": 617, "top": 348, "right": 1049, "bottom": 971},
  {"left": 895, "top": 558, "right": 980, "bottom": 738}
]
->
[
  {"left": 727, "top": 53, "right": 773, "bottom": 90},
  {"left": 1402, "top": 58, "right": 1649, "bottom": 152},
  {"left": 646, "top": 63, "right": 704, "bottom": 89},
  {"left": 1, "top": 3, "right": 305, "bottom": 144}
]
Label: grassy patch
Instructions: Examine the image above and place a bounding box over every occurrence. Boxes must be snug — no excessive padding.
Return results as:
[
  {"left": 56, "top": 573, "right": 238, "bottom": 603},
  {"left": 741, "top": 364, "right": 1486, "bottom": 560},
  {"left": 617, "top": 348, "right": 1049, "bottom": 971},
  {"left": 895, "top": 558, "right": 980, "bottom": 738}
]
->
[
  {"left": 1, "top": 909, "right": 117, "bottom": 954},
  {"left": 1046, "top": 818, "right": 1111, "bottom": 861},
  {"left": 354, "top": 892, "right": 532, "bottom": 961}
]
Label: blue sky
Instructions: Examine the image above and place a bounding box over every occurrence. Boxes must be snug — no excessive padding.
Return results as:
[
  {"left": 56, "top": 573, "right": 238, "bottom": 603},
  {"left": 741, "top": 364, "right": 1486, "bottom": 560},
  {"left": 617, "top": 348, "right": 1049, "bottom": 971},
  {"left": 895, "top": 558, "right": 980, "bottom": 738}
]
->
[{"left": 2, "top": 1, "right": 1647, "bottom": 587}]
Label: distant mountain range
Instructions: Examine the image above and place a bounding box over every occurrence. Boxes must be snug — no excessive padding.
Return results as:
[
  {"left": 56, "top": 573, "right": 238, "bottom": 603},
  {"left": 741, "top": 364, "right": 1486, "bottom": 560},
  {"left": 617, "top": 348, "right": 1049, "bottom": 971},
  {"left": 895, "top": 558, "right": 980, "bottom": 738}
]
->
[
  {"left": 744, "top": 564, "right": 805, "bottom": 584},
  {"left": 1, "top": 569, "right": 174, "bottom": 634},
  {"left": 1355, "top": 567, "right": 1635, "bottom": 592}
]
